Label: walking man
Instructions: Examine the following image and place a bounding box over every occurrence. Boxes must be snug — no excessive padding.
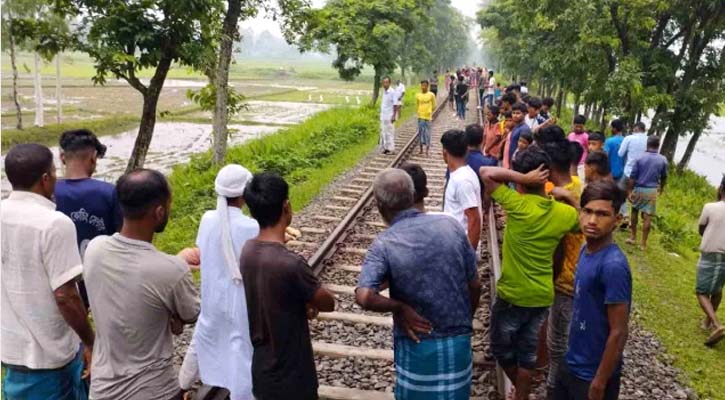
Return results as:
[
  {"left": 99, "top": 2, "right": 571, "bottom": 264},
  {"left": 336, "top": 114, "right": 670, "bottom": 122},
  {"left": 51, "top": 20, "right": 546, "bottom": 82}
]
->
[
  {"left": 380, "top": 76, "right": 397, "bottom": 154},
  {"left": 241, "top": 172, "right": 336, "bottom": 400},
  {"left": 178, "top": 165, "right": 260, "bottom": 399},
  {"left": 356, "top": 168, "right": 481, "bottom": 399},
  {"left": 626, "top": 136, "right": 667, "bottom": 251},
  {"left": 2, "top": 144, "right": 95, "bottom": 400},
  {"left": 84, "top": 169, "right": 200, "bottom": 400},
  {"left": 395, "top": 79, "right": 406, "bottom": 120},
  {"left": 416, "top": 80, "right": 436, "bottom": 156},
  {"left": 56, "top": 129, "right": 122, "bottom": 308},
  {"left": 454, "top": 75, "right": 469, "bottom": 120},
  {"left": 442, "top": 129, "right": 482, "bottom": 250},
  {"left": 696, "top": 176, "right": 725, "bottom": 347},
  {"left": 554, "top": 181, "right": 631, "bottom": 400}
]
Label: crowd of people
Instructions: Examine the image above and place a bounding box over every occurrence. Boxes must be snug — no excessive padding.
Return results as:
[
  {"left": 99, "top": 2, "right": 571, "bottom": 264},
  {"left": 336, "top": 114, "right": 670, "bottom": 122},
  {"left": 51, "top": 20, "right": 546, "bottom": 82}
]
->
[{"left": 1, "top": 68, "right": 723, "bottom": 400}]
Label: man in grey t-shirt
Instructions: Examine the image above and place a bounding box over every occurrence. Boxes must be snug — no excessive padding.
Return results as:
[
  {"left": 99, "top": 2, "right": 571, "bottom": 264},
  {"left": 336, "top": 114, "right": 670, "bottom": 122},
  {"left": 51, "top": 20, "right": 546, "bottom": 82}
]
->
[{"left": 84, "top": 169, "right": 200, "bottom": 400}]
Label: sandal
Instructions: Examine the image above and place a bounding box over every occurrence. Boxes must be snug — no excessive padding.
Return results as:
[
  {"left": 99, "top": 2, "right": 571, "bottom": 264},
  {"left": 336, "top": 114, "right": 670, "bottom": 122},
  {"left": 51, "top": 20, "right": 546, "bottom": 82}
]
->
[{"left": 705, "top": 326, "right": 725, "bottom": 347}]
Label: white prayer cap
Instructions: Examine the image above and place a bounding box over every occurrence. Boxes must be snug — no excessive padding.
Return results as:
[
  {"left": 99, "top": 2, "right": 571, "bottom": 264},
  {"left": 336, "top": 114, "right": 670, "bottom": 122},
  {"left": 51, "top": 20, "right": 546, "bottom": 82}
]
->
[
  {"left": 214, "top": 164, "right": 253, "bottom": 284},
  {"left": 215, "top": 164, "right": 253, "bottom": 198}
]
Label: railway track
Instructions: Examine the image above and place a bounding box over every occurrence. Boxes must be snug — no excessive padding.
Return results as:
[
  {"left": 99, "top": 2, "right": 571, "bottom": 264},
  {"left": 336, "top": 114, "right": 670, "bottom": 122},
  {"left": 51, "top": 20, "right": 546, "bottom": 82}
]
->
[{"left": 277, "top": 90, "right": 508, "bottom": 399}]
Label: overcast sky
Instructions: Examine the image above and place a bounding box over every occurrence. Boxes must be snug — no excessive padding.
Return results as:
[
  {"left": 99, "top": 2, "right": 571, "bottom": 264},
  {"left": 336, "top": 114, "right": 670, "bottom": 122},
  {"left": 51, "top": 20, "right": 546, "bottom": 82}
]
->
[{"left": 240, "top": 0, "right": 481, "bottom": 38}]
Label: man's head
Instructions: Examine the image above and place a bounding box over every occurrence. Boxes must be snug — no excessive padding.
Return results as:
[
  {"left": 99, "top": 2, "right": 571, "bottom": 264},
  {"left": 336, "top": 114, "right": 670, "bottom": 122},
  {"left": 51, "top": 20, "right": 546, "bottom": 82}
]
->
[
  {"left": 503, "top": 111, "right": 514, "bottom": 130},
  {"left": 584, "top": 151, "right": 611, "bottom": 183},
  {"left": 541, "top": 97, "right": 554, "bottom": 113},
  {"left": 4, "top": 143, "right": 56, "bottom": 199},
  {"left": 526, "top": 97, "right": 542, "bottom": 117},
  {"left": 535, "top": 125, "right": 566, "bottom": 146},
  {"left": 520, "top": 80, "right": 527, "bottom": 87},
  {"left": 396, "top": 80, "right": 402, "bottom": 86},
  {"left": 540, "top": 138, "right": 573, "bottom": 174},
  {"left": 244, "top": 172, "right": 291, "bottom": 229},
  {"left": 579, "top": 181, "right": 625, "bottom": 241},
  {"left": 382, "top": 76, "right": 391, "bottom": 90},
  {"left": 512, "top": 147, "right": 551, "bottom": 193},
  {"left": 399, "top": 163, "right": 428, "bottom": 207},
  {"left": 511, "top": 102, "right": 527, "bottom": 123},
  {"left": 647, "top": 135, "right": 661, "bottom": 151},
  {"left": 633, "top": 121, "right": 646, "bottom": 133},
  {"left": 420, "top": 80, "right": 429, "bottom": 93},
  {"left": 573, "top": 114, "right": 586, "bottom": 134},
  {"left": 610, "top": 118, "right": 624, "bottom": 135},
  {"left": 588, "top": 131, "right": 605, "bottom": 152},
  {"left": 569, "top": 141, "right": 584, "bottom": 171},
  {"left": 116, "top": 169, "right": 171, "bottom": 233},
  {"left": 59, "top": 129, "right": 107, "bottom": 177},
  {"left": 486, "top": 105, "right": 499, "bottom": 122},
  {"left": 517, "top": 132, "right": 533, "bottom": 151},
  {"left": 465, "top": 124, "right": 484, "bottom": 149},
  {"left": 441, "top": 129, "right": 468, "bottom": 163},
  {"left": 501, "top": 93, "right": 517, "bottom": 112},
  {"left": 373, "top": 168, "right": 415, "bottom": 224},
  {"left": 215, "top": 164, "right": 253, "bottom": 208},
  {"left": 458, "top": 75, "right": 464, "bottom": 82},
  {"left": 489, "top": 70, "right": 494, "bottom": 77}
]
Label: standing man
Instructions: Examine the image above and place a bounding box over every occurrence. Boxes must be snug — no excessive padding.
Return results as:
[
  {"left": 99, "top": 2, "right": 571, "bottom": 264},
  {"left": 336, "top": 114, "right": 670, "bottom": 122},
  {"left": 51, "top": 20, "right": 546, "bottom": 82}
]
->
[
  {"left": 479, "top": 148, "right": 579, "bottom": 400},
  {"left": 429, "top": 70, "right": 439, "bottom": 97},
  {"left": 2, "top": 144, "right": 95, "bottom": 400},
  {"left": 416, "top": 80, "right": 436, "bottom": 156},
  {"left": 241, "top": 172, "right": 336, "bottom": 400},
  {"left": 380, "top": 76, "right": 397, "bottom": 155},
  {"left": 604, "top": 119, "right": 626, "bottom": 186},
  {"left": 441, "top": 129, "right": 482, "bottom": 250},
  {"left": 178, "top": 165, "right": 260, "bottom": 399},
  {"left": 395, "top": 79, "right": 406, "bottom": 120},
  {"left": 618, "top": 122, "right": 648, "bottom": 183},
  {"left": 56, "top": 129, "right": 122, "bottom": 308},
  {"left": 626, "top": 136, "right": 667, "bottom": 251},
  {"left": 484, "top": 70, "right": 496, "bottom": 107},
  {"left": 505, "top": 103, "right": 532, "bottom": 170},
  {"left": 454, "top": 75, "right": 469, "bottom": 121},
  {"left": 483, "top": 105, "right": 504, "bottom": 162},
  {"left": 356, "top": 169, "right": 481, "bottom": 399},
  {"left": 83, "top": 169, "right": 200, "bottom": 400},
  {"left": 554, "top": 181, "right": 631, "bottom": 400},
  {"left": 696, "top": 176, "right": 725, "bottom": 347}
]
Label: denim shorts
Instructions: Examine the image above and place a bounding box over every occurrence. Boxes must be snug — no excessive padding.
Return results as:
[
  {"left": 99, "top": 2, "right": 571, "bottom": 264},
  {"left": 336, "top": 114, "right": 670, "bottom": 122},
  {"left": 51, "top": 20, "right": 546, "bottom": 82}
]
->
[{"left": 490, "top": 296, "right": 548, "bottom": 370}]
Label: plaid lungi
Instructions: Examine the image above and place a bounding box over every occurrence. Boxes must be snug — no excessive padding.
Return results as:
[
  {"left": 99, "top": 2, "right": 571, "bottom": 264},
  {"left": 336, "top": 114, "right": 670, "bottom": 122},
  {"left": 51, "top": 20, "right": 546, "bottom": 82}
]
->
[
  {"left": 394, "top": 335, "right": 472, "bottom": 400},
  {"left": 630, "top": 187, "right": 658, "bottom": 215}
]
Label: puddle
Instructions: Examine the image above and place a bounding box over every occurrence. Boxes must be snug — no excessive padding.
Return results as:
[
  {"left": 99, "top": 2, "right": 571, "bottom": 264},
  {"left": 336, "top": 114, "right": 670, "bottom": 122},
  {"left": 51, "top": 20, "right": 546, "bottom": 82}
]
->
[{"left": 237, "top": 100, "right": 332, "bottom": 124}]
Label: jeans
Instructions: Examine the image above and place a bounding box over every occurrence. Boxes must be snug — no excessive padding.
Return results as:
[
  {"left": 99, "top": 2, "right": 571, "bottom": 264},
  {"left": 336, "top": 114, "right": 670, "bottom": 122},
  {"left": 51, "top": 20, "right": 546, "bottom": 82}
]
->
[
  {"left": 490, "top": 296, "right": 549, "bottom": 370},
  {"left": 553, "top": 362, "right": 621, "bottom": 400},
  {"left": 547, "top": 292, "right": 574, "bottom": 389},
  {"left": 456, "top": 98, "right": 466, "bottom": 119},
  {"left": 482, "top": 94, "right": 493, "bottom": 107},
  {"left": 2, "top": 349, "right": 87, "bottom": 400}
]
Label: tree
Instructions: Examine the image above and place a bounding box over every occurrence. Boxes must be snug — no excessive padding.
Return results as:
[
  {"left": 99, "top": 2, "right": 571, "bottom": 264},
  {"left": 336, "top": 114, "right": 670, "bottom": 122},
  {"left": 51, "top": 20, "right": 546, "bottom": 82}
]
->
[
  {"left": 2, "top": 12, "right": 24, "bottom": 130},
  {"left": 58, "top": 0, "right": 224, "bottom": 172}
]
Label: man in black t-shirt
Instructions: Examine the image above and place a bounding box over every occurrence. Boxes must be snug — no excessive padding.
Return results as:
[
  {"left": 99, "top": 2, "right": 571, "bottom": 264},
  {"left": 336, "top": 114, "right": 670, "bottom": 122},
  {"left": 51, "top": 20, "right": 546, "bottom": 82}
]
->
[{"left": 241, "top": 172, "right": 336, "bottom": 400}]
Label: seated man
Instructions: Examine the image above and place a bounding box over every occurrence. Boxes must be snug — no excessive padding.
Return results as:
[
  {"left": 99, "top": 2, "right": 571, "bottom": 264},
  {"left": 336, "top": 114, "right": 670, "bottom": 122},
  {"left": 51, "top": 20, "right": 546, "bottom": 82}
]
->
[
  {"left": 356, "top": 168, "right": 482, "bottom": 399},
  {"left": 479, "top": 148, "right": 579, "bottom": 400}
]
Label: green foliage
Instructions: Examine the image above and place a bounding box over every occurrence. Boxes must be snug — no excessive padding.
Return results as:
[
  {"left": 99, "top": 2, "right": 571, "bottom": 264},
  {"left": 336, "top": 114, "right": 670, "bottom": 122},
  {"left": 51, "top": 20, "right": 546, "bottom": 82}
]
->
[{"left": 186, "top": 84, "right": 248, "bottom": 118}]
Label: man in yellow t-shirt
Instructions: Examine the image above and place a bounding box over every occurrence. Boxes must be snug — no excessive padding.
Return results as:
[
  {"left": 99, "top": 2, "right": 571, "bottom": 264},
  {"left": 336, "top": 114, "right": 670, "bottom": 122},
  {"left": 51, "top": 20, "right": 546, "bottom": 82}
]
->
[{"left": 416, "top": 80, "right": 437, "bottom": 156}]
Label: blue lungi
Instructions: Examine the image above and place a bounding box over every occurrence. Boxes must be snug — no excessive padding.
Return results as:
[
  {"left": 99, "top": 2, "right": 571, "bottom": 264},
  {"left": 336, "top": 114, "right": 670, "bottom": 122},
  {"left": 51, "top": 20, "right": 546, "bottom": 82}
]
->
[
  {"left": 394, "top": 335, "right": 472, "bottom": 400},
  {"left": 2, "top": 349, "right": 87, "bottom": 400}
]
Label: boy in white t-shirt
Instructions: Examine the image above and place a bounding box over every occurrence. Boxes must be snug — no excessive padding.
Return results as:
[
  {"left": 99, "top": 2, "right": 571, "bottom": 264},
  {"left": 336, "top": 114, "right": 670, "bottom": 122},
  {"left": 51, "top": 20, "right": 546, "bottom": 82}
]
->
[{"left": 441, "top": 129, "right": 482, "bottom": 250}]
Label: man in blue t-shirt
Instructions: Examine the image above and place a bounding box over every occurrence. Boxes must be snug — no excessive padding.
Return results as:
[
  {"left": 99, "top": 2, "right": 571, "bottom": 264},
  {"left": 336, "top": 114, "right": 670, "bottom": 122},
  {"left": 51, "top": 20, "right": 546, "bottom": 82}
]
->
[
  {"left": 465, "top": 124, "right": 497, "bottom": 193},
  {"left": 508, "top": 102, "right": 532, "bottom": 168},
  {"left": 55, "top": 129, "right": 122, "bottom": 308},
  {"left": 554, "top": 181, "right": 632, "bottom": 400}
]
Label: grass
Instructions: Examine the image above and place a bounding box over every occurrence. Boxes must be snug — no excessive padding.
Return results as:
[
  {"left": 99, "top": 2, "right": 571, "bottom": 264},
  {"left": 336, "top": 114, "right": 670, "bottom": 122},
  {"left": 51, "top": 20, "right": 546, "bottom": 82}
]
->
[
  {"left": 614, "top": 169, "right": 724, "bottom": 400},
  {"left": 1, "top": 115, "right": 139, "bottom": 151}
]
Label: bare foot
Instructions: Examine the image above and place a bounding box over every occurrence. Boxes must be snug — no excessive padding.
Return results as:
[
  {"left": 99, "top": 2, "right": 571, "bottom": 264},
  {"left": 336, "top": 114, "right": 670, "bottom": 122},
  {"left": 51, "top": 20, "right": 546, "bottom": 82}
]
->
[
  {"left": 701, "top": 318, "right": 714, "bottom": 331},
  {"left": 625, "top": 237, "right": 636, "bottom": 245}
]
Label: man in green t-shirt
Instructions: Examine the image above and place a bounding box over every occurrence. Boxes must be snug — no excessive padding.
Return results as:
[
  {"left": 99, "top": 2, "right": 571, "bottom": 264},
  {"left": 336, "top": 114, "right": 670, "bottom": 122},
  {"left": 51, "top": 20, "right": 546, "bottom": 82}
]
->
[{"left": 480, "top": 147, "right": 579, "bottom": 400}]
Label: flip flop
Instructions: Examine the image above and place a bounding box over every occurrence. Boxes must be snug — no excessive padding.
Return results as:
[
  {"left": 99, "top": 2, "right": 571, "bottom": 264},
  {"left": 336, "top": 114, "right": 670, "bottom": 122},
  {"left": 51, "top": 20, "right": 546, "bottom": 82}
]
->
[{"left": 705, "top": 326, "right": 725, "bottom": 347}]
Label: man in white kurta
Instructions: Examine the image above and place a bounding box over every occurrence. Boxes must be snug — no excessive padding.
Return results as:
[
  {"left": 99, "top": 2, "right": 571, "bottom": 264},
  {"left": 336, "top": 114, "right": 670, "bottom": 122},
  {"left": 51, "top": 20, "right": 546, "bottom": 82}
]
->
[
  {"left": 179, "top": 165, "right": 259, "bottom": 400},
  {"left": 380, "top": 76, "right": 397, "bottom": 154}
]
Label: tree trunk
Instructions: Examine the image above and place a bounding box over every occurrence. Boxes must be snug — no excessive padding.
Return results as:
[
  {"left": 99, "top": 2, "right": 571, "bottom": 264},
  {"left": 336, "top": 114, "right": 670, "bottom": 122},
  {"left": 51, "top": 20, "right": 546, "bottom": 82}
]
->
[
  {"left": 555, "top": 86, "right": 564, "bottom": 118},
  {"left": 125, "top": 57, "right": 172, "bottom": 172},
  {"left": 573, "top": 93, "right": 580, "bottom": 117},
  {"left": 599, "top": 106, "right": 608, "bottom": 132},
  {"left": 371, "top": 66, "right": 381, "bottom": 106},
  {"left": 33, "top": 52, "right": 44, "bottom": 127},
  {"left": 56, "top": 53, "right": 62, "bottom": 124},
  {"left": 212, "top": 0, "right": 242, "bottom": 165},
  {"left": 660, "top": 124, "right": 679, "bottom": 163},
  {"left": 9, "top": 23, "right": 23, "bottom": 130},
  {"left": 676, "top": 129, "right": 701, "bottom": 172}
]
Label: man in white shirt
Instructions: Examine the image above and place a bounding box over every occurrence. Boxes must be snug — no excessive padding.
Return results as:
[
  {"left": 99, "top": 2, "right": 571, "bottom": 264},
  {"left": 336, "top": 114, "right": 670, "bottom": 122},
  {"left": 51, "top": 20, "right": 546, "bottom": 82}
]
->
[
  {"left": 394, "top": 80, "right": 406, "bottom": 120},
  {"left": 380, "top": 76, "right": 397, "bottom": 154},
  {"left": 617, "top": 121, "right": 649, "bottom": 179},
  {"left": 178, "top": 164, "right": 260, "bottom": 400},
  {"left": 2, "top": 143, "right": 95, "bottom": 400},
  {"left": 441, "top": 130, "right": 482, "bottom": 250},
  {"left": 484, "top": 70, "right": 496, "bottom": 107}
]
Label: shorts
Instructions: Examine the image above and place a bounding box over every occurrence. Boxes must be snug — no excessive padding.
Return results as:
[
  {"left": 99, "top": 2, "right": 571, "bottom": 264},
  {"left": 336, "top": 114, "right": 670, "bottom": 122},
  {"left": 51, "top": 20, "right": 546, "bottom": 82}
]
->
[
  {"left": 630, "top": 187, "right": 657, "bottom": 215},
  {"left": 696, "top": 252, "right": 725, "bottom": 295},
  {"left": 417, "top": 119, "right": 432, "bottom": 145},
  {"left": 490, "top": 296, "right": 548, "bottom": 370}
]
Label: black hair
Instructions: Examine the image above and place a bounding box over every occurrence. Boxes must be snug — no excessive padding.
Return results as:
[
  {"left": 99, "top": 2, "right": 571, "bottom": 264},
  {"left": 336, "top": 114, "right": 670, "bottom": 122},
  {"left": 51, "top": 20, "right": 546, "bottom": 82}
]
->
[
  {"left": 573, "top": 114, "right": 587, "bottom": 125},
  {"left": 527, "top": 97, "right": 542, "bottom": 109},
  {"left": 569, "top": 141, "right": 584, "bottom": 166},
  {"left": 440, "top": 129, "right": 468, "bottom": 158},
  {"left": 244, "top": 172, "right": 290, "bottom": 229},
  {"left": 512, "top": 147, "right": 551, "bottom": 190},
  {"left": 488, "top": 105, "right": 500, "bottom": 116},
  {"left": 458, "top": 75, "right": 464, "bottom": 82},
  {"left": 489, "top": 70, "right": 494, "bottom": 76},
  {"left": 581, "top": 180, "right": 625, "bottom": 213},
  {"left": 59, "top": 129, "right": 107, "bottom": 158},
  {"left": 4, "top": 143, "right": 54, "bottom": 190},
  {"left": 399, "top": 163, "right": 428, "bottom": 204},
  {"left": 535, "top": 125, "right": 566, "bottom": 145},
  {"left": 503, "top": 111, "right": 513, "bottom": 119},
  {"left": 519, "top": 132, "right": 533, "bottom": 144},
  {"left": 585, "top": 151, "right": 610, "bottom": 176},
  {"left": 382, "top": 76, "right": 391, "bottom": 82},
  {"left": 465, "top": 124, "right": 484, "bottom": 147},
  {"left": 511, "top": 102, "right": 528, "bottom": 113},
  {"left": 633, "top": 121, "right": 646, "bottom": 132},
  {"left": 540, "top": 140, "right": 572, "bottom": 172},
  {"left": 116, "top": 169, "right": 170, "bottom": 220},
  {"left": 542, "top": 97, "right": 554, "bottom": 108},
  {"left": 520, "top": 81, "right": 527, "bottom": 86},
  {"left": 647, "top": 135, "right": 661, "bottom": 149},
  {"left": 501, "top": 93, "right": 517, "bottom": 105},
  {"left": 588, "top": 131, "right": 605, "bottom": 143},
  {"left": 520, "top": 94, "right": 531, "bottom": 103},
  {"left": 420, "top": 80, "right": 429, "bottom": 85},
  {"left": 610, "top": 119, "right": 624, "bottom": 134}
]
